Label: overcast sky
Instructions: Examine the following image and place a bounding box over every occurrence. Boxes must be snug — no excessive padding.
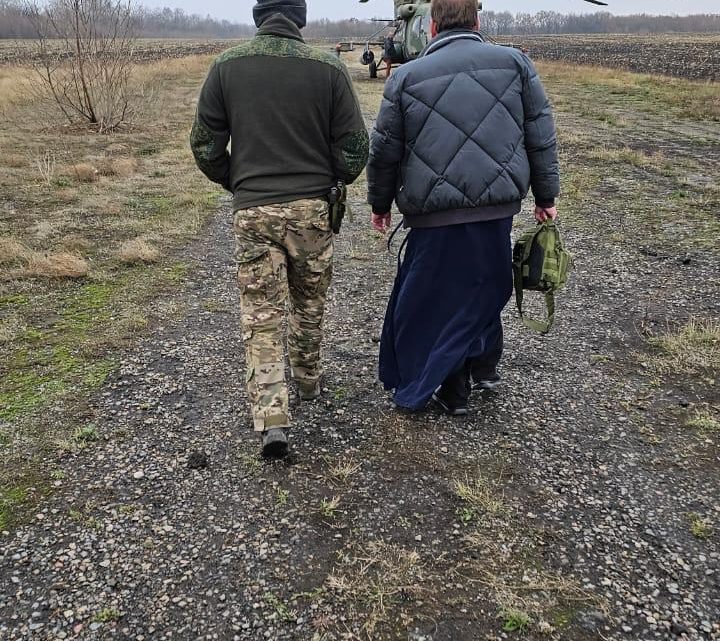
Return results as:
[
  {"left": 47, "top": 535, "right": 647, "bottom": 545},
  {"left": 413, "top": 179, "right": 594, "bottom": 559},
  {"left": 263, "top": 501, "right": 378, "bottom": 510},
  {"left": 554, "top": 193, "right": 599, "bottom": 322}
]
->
[{"left": 139, "top": 0, "right": 720, "bottom": 22}]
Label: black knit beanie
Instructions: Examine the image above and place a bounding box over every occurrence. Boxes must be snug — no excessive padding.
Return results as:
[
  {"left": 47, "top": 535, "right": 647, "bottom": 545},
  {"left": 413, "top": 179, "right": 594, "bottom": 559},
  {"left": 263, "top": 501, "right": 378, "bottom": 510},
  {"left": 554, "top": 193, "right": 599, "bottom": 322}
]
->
[{"left": 253, "top": 0, "right": 307, "bottom": 28}]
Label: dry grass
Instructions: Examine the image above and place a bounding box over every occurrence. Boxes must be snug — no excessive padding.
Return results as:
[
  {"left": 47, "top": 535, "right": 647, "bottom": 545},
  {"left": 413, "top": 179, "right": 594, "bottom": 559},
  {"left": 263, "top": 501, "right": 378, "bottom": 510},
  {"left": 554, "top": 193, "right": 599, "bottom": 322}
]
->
[
  {"left": 686, "top": 408, "right": 720, "bottom": 434},
  {"left": 67, "top": 163, "right": 99, "bottom": 183},
  {"left": 0, "top": 313, "right": 26, "bottom": 344},
  {"left": 5, "top": 154, "right": 27, "bottom": 168},
  {"left": 0, "top": 237, "right": 88, "bottom": 279},
  {"left": 453, "top": 473, "right": 504, "bottom": 515},
  {"left": 560, "top": 167, "right": 600, "bottom": 206},
  {"left": 587, "top": 146, "right": 673, "bottom": 174},
  {"left": 326, "top": 457, "right": 362, "bottom": 485},
  {"left": 538, "top": 61, "right": 720, "bottom": 121},
  {"left": 0, "top": 66, "right": 31, "bottom": 111},
  {"left": 472, "top": 566, "right": 603, "bottom": 634},
  {"left": 0, "top": 53, "right": 223, "bottom": 529},
  {"left": 326, "top": 541, "right": 424, "bottom": 636},
  {"left": 647, "top": 318, "right": 720, "bottom": 376},
  {"left": 117, "top": 239, "right": 161, "bottom": 264},
  {"left": 25, "top": 253, "right": 89, "bottom": 279},
  {"left": 96, "top": 156, "right": 139, "bottom": 178},
  {"left": 0, "top": 238, "right": 34, "bottom": 266},
  {"left": 130, "top": 54, "right": 212, "bottom": 87},
  {"left": 60, "top": 235, "right": 93, "bottom": 253},
  {"left": 29, "top": 220, "right": 56, "bottom": 240}
]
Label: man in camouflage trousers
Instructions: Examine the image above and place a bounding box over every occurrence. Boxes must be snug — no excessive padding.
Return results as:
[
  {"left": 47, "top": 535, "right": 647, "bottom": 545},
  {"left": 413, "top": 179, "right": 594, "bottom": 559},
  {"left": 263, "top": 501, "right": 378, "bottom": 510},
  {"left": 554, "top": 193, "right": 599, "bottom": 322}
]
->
[{"left": 191, "top": 0, "right": 369, "bottom": 457}]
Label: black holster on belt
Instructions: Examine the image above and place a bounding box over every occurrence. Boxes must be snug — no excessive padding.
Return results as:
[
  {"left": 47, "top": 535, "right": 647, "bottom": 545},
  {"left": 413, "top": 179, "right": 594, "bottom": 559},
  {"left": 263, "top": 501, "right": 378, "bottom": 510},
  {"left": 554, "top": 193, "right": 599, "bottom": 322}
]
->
[{"left": 327, "top": 181, "right": 348, "bottom": 235}]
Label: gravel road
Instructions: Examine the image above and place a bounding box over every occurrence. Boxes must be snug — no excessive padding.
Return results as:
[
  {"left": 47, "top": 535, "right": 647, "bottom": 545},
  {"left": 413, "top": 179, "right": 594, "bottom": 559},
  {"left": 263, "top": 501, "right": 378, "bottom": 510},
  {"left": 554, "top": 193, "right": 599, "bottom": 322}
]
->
[{"left": 1, "top": 192, "right": 718, "bottom": 639}]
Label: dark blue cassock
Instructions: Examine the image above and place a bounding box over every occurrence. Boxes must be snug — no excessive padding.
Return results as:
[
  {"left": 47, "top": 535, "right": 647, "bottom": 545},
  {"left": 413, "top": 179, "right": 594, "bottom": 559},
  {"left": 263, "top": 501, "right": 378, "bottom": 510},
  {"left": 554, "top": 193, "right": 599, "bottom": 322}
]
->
[{"left": 379, "top": 218, "right": 513, "bottom": 411}]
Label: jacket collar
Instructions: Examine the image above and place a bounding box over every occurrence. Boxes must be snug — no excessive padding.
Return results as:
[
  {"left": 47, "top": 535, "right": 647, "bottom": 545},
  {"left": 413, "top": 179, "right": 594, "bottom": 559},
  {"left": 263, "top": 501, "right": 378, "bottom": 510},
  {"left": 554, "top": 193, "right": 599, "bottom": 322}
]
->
[
  {"left": 256, "top": 13, "right": 305, "bottom": 42},
  {"left": 420, "top": 28, "right": 484, "bottom": 57}
]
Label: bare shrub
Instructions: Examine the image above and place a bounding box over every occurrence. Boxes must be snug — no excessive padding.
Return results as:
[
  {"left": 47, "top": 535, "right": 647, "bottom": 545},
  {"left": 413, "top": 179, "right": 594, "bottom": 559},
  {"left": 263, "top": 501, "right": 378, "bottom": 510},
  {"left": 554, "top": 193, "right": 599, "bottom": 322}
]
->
[
  {"left": 36, "top": 149, "right": 57, "bottom": 184},
  {"left": 24, "top": 0, "right": 137, "bottom": 132},
  {"left": 117, "top": 238, "right": 160, "bottom": 264}
]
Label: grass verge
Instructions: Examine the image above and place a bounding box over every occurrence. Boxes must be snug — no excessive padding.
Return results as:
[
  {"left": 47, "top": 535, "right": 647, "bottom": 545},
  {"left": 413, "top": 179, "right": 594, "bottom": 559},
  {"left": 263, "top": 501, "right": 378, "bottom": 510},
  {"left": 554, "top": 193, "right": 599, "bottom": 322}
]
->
[
  {"left": 0, "top": 55, "right": 221, "bottom": 526},
  {"left": 647, "top": 318, "right": 719, "bottom": 377},
  {"left": 537, "top": 62, "right": 720, "bottom": 121}
]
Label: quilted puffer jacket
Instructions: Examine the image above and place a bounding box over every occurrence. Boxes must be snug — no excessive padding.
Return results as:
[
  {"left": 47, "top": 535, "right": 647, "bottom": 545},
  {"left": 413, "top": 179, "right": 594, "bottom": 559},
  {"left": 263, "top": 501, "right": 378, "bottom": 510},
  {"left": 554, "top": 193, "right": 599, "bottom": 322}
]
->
[{"left": 367, "top": 29, "right": 560, "bottom": 228}]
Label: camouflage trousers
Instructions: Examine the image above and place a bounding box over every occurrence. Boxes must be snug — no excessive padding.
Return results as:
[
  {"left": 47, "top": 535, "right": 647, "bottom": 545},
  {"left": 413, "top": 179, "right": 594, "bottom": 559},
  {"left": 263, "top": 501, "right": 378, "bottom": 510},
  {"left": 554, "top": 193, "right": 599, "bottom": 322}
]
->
[{"left": 233, "top": 198, "right": 333, "bottom": 432}]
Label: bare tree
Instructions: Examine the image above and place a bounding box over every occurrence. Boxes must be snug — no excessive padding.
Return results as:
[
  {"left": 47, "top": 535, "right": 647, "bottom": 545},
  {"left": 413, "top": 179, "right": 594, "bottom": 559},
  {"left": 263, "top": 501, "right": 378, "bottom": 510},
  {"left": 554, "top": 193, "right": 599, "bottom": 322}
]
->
[{"left": 24, "top": 0, "right": 137, "bottom": 132}]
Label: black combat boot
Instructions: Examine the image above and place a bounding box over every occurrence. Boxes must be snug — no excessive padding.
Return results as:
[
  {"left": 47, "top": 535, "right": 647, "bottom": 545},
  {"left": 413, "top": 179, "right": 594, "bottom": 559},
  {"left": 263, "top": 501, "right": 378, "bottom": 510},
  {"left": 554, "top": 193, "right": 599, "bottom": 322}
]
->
[
  {"left": 470, "top": 322, "right": 503, "bottom": 390},
  {"left": 261, "top": 428, "right": 289, "bottom": 458},
  {"left": 470, "top": 364, "right": 502, "bottom": 391},
  {"left": 432, "top": 363, "right": 471, "bottom": 416}
]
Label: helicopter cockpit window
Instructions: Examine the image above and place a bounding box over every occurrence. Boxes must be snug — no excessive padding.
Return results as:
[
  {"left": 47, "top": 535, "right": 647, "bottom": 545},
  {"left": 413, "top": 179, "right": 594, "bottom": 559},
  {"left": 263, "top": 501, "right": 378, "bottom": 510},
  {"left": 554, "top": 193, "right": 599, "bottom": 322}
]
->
[
  {"left": 406, "top": 14, "right": 430, "bottom": 57},
  {"left": 412, "top": 14, "right": 430, "bottom": 38}
]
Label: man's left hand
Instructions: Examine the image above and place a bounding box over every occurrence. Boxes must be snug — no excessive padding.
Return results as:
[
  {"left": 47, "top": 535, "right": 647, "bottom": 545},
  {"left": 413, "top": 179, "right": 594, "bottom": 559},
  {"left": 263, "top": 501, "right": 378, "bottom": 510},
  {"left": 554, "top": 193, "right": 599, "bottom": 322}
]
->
[{"left": 534, "top": 206, "right": 558, "bottom": 223}]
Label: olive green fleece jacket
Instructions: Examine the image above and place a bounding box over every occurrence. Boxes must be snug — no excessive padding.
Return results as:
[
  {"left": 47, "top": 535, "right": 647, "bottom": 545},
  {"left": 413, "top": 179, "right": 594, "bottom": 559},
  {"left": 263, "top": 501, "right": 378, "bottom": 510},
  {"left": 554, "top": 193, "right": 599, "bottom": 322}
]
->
[{"left": 190, "top": 13, "right": 369, "bottom": 211}]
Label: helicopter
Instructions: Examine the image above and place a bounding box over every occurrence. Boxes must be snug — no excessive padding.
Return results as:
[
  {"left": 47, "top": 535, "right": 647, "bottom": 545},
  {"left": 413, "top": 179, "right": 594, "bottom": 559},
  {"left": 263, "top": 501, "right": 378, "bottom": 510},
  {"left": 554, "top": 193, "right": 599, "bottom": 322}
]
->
[{"left": 350, "top": 0, "right": 608, "bottom": 78}]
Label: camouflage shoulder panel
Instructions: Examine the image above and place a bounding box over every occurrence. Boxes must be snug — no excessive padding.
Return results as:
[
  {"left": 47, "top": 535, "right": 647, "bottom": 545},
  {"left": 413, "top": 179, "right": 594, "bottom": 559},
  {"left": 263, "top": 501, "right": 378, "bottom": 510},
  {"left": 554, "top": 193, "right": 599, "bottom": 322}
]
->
[
  {"left": 342, "top": 130, "right": 370, "bottom": 179},
  {"left": 190, "top": 117, "right": 215, "bottom": 170},
  {"left": 216, "top": 36, "right": 346, "bottom": 73}
]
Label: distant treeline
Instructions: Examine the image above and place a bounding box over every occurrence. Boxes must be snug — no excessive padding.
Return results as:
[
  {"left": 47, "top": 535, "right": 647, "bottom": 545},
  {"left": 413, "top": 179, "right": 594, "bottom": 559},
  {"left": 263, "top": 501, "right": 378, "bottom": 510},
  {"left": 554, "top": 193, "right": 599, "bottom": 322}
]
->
[
  {"left": 0, "top": 1, "right": 719, "bottom": 39},
  {"left": 480, "top": 11, "right": 720, "bottom": 35},
  {"left": 0, "top": 2, "right": 256, "bottom": 38}
]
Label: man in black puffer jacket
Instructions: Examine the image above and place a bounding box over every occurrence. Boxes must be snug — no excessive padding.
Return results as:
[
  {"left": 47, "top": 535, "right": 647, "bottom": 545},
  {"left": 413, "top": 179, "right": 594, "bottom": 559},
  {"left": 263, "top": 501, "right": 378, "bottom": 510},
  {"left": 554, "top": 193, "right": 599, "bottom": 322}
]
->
[{"left": 368, "top": 0, "right": 560, "bottom": 415}]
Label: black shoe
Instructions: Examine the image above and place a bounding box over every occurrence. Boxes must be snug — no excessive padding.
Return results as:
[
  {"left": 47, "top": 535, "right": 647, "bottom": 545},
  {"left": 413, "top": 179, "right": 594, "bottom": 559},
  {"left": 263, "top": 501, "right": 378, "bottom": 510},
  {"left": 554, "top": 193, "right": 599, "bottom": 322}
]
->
[
  {"left": 261, "top": 428, "right": 289, "bottom": 458},
  {"left": 432, "top": 390, "right": 468, "bottom": 416},
  {"left": 392, "top": 402, "right": 425, "bottom": 415},
  {"left": 473, "top": 370, "right": 501, "bottom": 391}
]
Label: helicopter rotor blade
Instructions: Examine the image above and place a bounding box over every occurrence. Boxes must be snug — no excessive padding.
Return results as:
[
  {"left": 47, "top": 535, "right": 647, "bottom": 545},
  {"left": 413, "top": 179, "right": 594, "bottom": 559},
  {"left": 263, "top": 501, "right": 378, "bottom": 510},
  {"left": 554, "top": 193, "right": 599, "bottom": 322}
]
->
[{"left": 583, "top": 0, "right": 609, "bottom": 4}]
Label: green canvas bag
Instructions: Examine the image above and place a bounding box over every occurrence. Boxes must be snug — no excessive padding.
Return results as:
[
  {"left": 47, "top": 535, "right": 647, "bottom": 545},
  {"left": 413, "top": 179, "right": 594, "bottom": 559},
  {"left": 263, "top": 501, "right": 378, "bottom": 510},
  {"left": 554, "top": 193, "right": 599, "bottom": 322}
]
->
[{"left": 512, "top": 221, "right": 572, "bottom": 334}]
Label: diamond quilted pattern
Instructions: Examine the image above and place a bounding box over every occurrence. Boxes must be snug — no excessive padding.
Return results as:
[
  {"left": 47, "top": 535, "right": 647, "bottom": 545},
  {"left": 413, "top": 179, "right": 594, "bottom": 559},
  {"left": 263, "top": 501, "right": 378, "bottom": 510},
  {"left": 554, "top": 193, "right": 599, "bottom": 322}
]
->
[
  {"left": 368, "top": 32, "right": 559, "bottom": 218},
  {"left": 414, "top": 110, "right": 471, "bottom": 173},
  {"left": 403, "top": 66, "right": 529, "bottom": 208}
]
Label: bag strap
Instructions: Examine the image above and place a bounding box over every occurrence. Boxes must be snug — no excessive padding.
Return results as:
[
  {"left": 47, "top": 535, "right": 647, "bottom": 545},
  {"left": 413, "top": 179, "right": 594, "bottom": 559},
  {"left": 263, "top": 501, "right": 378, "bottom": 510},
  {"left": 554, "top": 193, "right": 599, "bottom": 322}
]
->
[
  {"left": 514, "top": 279, "right": 555, "bottom": 333},
  {"left": 519, "top": 291, "right": 555, "bottom": 334},
  {"left": 513, "top": 255, "right": 525, "bottom": 323},
  {"left": 386, "top": 219, "right": 404, "bottom": 252}
]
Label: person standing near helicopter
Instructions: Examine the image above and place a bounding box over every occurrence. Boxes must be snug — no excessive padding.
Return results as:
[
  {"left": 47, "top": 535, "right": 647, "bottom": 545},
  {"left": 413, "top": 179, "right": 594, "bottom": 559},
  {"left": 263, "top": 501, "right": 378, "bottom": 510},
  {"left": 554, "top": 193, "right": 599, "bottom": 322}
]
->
[
  {"left": 368, "top": 0, "right": 560, "bottom": 415},
  {"left": 191, "top": 0, "right": 368, "bottom": 457}
]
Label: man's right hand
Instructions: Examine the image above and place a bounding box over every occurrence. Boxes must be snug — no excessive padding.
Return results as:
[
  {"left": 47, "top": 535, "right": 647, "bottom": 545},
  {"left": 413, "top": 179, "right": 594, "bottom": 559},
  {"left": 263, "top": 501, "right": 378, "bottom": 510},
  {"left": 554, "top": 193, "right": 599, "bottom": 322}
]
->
[
  {"left": 534, "top": 206, "right": 558, "bottom": 223},
  {"left": 372, "top": 212, "right": 392, "bottom": 232}
]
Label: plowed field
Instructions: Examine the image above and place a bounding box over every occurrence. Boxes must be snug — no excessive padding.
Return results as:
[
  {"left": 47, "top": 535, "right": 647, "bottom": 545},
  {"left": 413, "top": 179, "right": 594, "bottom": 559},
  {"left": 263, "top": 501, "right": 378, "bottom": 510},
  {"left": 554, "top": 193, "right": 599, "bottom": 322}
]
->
[
  {"left": 498, "top": 33, "right": 719, "bottom": 81},
  {"left": 1, "top": 34, "right": 719, "bottom": 81}
]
